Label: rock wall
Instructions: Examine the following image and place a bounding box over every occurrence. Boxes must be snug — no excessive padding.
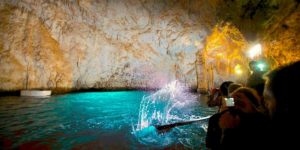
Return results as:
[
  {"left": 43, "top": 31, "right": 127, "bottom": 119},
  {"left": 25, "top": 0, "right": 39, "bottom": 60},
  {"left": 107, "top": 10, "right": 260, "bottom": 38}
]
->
[
  {"left": 202, "top": 23, "right": 249, "bottom": 89},
  {"left": 1, "top": 0, "right": 299, "bottom": 92},
  {"left": 262, "top": 1, "right": 300, "bottom": 68},
  {"left": 215, "top": 0, "right": 300, "bottom": 68},
  {"left": 0, "top": 0, "right": 211, "bottom": 91}
]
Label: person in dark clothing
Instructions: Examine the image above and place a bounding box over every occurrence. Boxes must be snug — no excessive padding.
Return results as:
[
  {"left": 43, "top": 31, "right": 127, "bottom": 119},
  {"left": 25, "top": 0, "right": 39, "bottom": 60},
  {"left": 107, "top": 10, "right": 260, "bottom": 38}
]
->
[
  {"left": 219, "top": 81, "right": 234, "bottom": 97},
  {"left": 205, "top": 110, "right": 225, "bottom": 150},
  {"left": 206, "top": 87, "right": 269, "bottom": 150},
  {"left": 207, "top": 81, "right": 233, "bottom": 112},
  {"left": 263, "top": 60, "right": 300, "bottom": 149},
  {"left": 217, "top": 109, "right": 270, "bottom": 150},
  {"left": 206, "top": 81, "right": 235, "bottom": 149},
  {"left": 206, "top": 108, "right": 269, "bottom": 150},
  {"left": 246, "top": 60, "right": 267, "bottom": 97}
]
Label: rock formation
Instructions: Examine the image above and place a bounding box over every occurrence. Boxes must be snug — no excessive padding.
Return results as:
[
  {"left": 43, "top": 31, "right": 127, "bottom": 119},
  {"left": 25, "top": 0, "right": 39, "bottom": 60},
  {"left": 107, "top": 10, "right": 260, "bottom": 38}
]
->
[{"left": 0, "top": 0, "right": 299, "bottom": 92}]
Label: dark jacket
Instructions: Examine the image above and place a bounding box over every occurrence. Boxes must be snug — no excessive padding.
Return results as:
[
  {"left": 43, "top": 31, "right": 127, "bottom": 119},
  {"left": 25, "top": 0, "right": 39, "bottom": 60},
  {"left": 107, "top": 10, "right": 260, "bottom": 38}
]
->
[
  {"left": 206, "top": 109, "right": 270, "bottom": 150},
  {"left": 246, "top": 71, "right": 265, "bottom": 96}
]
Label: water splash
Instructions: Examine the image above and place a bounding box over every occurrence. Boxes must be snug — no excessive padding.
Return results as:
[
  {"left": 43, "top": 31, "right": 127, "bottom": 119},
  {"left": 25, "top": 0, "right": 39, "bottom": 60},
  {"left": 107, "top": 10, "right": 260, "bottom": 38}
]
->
[
  {"left": 133, "top": 80, "right": 202, "bottom": 147},
  {"left": 136, "top": 80, "right": 197, "bottom": 130}
]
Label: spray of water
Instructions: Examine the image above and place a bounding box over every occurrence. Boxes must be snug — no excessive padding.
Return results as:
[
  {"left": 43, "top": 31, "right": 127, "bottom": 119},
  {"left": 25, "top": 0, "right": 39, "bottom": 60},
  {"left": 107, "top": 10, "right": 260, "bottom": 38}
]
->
[
  {"left": 135, "top": 80, "right": 197, "bottom": 131},
  {"left": 133, "top": 80, "right": 212, "bottom": 148}
]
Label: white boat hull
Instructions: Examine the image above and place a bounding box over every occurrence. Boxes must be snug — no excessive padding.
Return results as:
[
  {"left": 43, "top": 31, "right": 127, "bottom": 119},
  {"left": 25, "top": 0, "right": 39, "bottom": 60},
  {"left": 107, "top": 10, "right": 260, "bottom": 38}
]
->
[{"left": 20, "top": 90, "right": 51, "bottom": 97}]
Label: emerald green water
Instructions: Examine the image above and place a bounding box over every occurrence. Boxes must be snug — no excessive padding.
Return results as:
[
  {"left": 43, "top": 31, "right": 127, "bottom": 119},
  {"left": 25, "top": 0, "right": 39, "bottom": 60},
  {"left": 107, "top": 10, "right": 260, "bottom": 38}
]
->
[{"left": 0, "top": 91, "right": 215, "bottom": 149}]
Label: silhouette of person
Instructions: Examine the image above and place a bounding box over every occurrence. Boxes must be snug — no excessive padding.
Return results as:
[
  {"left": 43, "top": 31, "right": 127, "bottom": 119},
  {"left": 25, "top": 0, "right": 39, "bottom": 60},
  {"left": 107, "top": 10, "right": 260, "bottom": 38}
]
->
[
  {"left": 263, "top": 60, "right": 300, "bottom": 149},
  {"left": 246, "top": 60, "right": 266, "bottom": 97}
]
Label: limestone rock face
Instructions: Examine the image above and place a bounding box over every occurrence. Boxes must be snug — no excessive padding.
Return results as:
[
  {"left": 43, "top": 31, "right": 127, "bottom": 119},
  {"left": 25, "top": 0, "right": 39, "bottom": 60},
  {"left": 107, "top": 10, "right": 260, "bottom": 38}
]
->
[
  {"left": 0, "top": 0, "right": 209, "bottom": 91},
  {"left": 215, "top": 0, "right": 300, "bottom": 67},
  {"left": 0, "top": 4, "right": 72, "bottom": 91},
  {"left": 1, "top": 0, "right": 299, "bottom": 92},
  {"left": 262, "top": 2, "right": 300, "bottom": 68}
]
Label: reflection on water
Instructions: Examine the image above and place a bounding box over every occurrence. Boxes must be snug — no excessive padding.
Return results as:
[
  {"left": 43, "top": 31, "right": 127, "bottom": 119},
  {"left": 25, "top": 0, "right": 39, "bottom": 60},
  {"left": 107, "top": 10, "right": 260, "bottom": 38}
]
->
[{"left": 0, "top": 91, "right": 216, "bottom": 149}]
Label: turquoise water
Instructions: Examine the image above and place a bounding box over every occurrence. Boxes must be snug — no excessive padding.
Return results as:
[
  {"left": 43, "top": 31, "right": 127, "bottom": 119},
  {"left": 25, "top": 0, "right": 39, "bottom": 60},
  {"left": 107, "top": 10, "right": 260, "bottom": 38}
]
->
[{"left": 0, "top": 91, "right": 216, "bottom": 149}]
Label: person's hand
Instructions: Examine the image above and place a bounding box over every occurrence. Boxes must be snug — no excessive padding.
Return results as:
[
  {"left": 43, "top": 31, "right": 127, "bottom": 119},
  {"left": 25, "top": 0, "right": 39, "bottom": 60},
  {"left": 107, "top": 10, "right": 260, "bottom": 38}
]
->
[
  {"left": 208, "top": 88, "right": 222, "bottom": 107},
  {"left": 219, "top": 111, "right": 240, "bottom": 129},
  {"left": 211, "top": 88, "right": 220, "bottom": 95}
]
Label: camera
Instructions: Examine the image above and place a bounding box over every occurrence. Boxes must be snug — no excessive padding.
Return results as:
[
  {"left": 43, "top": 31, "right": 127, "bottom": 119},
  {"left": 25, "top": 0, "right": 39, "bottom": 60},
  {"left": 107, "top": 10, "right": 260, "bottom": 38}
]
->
[{"left": 224, "top": 98, "right": 235, "bottom": 107}]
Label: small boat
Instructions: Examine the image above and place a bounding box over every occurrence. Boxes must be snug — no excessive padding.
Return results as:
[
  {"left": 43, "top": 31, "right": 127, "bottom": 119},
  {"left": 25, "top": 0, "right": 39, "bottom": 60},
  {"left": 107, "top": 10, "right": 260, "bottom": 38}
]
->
[{"left": 20, "top": 90, "right": 51, "bottom": 97}]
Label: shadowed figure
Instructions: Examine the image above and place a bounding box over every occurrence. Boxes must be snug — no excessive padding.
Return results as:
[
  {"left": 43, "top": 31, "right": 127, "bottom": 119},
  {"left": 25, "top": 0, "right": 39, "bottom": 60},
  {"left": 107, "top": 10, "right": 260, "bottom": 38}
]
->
[
  {"left": 206, "top": 87, "right": 269, "bottom": 150},
  {"left": 207, "top": 81, "right": 233, "bottom": 112},
  {"left": 246, "top": 60, "right": 268, "bottom": 97},
  {"left": 263, "top": 60, "right": 300, "bottom": 149}
]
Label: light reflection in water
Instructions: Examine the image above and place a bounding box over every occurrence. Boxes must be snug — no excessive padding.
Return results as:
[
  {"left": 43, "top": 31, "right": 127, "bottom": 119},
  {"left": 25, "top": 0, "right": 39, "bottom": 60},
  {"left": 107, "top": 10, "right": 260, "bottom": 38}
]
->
[{"left": 0, "top": 89, "right": 216, "bottom": 149}]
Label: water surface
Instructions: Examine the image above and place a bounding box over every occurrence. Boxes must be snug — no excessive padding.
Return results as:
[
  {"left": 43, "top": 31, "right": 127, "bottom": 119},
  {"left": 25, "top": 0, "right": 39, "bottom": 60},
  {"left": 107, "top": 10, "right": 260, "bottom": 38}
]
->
[{"left": 0, "top": 91, "right": 216, "bottom": 149}]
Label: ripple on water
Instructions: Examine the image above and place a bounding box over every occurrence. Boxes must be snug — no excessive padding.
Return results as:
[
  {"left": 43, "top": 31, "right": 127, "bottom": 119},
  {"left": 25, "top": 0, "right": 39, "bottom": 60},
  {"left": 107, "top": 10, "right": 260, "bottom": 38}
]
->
[{"left": 0, "top": 91, "right": 216, "bottom": 149}]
